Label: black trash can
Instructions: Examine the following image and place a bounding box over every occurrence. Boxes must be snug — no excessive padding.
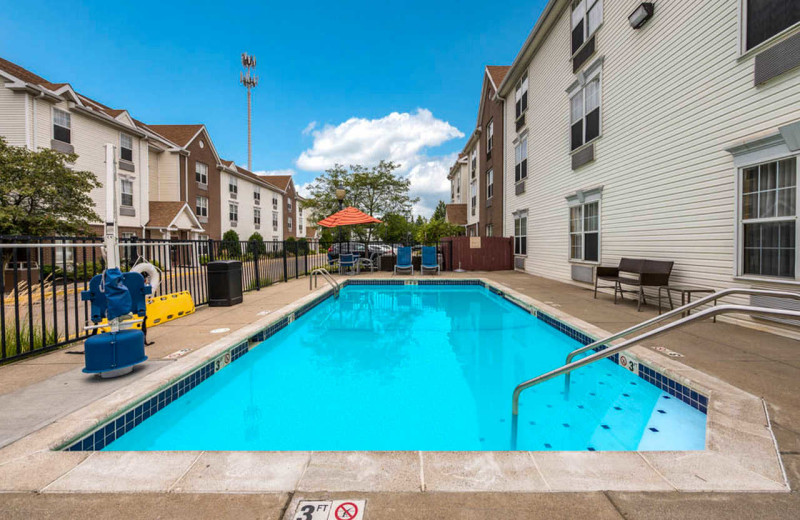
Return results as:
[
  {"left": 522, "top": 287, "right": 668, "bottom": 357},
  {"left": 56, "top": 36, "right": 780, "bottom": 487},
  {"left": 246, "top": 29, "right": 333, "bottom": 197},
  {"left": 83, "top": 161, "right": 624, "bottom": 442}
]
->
[{"left": 208, "top": 260, "right": 243, "bottom": 307}]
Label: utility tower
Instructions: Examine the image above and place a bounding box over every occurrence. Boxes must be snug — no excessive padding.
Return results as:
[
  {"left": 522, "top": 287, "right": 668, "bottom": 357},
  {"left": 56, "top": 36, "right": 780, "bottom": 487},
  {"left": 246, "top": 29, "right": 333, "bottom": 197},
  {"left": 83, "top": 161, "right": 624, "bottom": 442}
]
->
[{"left": 240, "top": 53, "right": 258, "bottom": 171}]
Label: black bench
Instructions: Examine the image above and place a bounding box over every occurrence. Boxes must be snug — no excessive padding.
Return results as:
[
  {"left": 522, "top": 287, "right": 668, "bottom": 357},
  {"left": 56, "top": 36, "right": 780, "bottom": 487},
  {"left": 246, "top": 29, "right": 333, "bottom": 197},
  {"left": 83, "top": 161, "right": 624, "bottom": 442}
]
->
[{"left": 594, "top": 258, "right": 674, "bottom": 311}]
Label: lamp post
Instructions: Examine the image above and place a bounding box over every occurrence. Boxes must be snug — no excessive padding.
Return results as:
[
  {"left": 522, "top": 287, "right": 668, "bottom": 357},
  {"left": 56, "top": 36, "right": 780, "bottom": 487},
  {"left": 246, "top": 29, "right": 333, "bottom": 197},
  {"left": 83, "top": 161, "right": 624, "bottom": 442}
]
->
[{"left": 335, "top": 184, "right": 345, "bottom": 245}]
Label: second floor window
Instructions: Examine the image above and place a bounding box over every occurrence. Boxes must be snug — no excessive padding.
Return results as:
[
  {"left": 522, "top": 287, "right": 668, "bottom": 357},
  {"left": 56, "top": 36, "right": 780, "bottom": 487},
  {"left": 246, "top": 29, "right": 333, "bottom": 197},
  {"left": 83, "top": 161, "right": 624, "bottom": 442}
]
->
[
  {"left": 196, "top": 162, "right": 208, "bottom": 185},
  {"left": 254, "top": 208, "right": 261, "bottom": 226},
  {"left": 486, "top": 120, "right": 494, "bottom": 154},
  {"left": 570, "top": 76, "right": 601, "bottom": 151},
  {"left": 470, "top": 149, "right": 477, "bottom": 178},
  {"left": 254, "top": 187, "right": 261, "bottom": 202},
  {"left": 229, "top": 176, "right": 238, "bottom": 194},
  {"left": 572, "top": 0, "right": 603, "bottom": 55},
  {"left": 53, "top": 108, "right": 71, "bottom": 144},
  {"left": 515, "top": 74, "right": 528, "bottom": 120},
  {"left": 273, "top": 211, "right": 279, "bottom": 230},
  {"left": 514, "top": 137, "right": 528, "bottom": 182},
  {"left": 229, "top": 203, "right": 238, "bottom": 222},
  {"left": 272, "top": 196, "right": 278, "bottom": 209},
  {"left": 486, "top": 169, "right": 494, "bottom": 199},
  {"left": 287, "top": 198, "right": 293, "bottom": 211},
  {"left": 120, "top": 134, "right": 133, "bottom": 162},
  {"left": 196, "top": 196, "right": 208, "bottom": 217},
  {"left": 745, "top": 0, "right": 800, "bottom": 51},
  {"left": 470, "top": 181, "right": 477, "bottom": 216},
  {"left": 120, "top": 179, "right": 133, "bottom": 207}
]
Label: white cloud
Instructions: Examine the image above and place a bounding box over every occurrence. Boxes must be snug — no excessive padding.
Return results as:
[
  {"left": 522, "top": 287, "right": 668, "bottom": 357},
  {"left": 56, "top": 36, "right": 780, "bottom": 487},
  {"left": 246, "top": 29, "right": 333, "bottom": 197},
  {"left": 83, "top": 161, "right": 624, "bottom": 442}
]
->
[
  {"left": 254, "top": 168, "right": 295, "bottom": 176},
  {"left": 296, "top": 182, "right": 313, "bottom": 198},
  {"left": 295, "top": 109, "right": 463, "bottom": 218},
  {"left": 301, "top": 121, "right": 317, "bottom": 135}
]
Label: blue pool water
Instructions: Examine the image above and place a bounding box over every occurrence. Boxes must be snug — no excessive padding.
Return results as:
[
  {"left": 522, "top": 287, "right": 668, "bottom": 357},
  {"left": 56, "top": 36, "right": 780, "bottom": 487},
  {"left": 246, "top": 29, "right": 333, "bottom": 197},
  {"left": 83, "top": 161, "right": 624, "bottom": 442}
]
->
[{"left": 106, "top": 285, "right": 706, "bottom": 451}]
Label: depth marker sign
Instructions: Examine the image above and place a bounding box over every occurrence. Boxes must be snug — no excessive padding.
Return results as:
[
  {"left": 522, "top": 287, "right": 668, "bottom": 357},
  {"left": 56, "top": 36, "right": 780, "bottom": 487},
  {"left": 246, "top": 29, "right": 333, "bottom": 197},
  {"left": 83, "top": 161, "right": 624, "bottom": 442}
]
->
[{"left": 293, "top": 500, "right": 365, "bottom": 520}]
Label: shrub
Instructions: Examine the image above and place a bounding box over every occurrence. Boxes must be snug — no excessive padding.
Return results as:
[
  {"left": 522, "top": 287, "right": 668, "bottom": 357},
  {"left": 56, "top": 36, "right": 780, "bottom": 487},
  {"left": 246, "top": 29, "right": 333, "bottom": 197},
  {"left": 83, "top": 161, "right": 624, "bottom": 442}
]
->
[
  {"left": 221, "top": 230, "right": 241, "bottom": 258},
  {"left": 297, "top": 238, "right": 310, "bottom": 255},
  {"left": 247, "top": 232, "right": 267, "bottom": 256}
]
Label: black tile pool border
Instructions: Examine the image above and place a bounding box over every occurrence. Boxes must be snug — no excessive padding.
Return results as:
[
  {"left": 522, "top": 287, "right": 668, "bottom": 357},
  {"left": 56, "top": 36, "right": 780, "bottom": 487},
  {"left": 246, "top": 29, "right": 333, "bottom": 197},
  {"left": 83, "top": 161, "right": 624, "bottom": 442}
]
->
[{"left": 60, "top": 279, "right": 707, "bottom": 451}]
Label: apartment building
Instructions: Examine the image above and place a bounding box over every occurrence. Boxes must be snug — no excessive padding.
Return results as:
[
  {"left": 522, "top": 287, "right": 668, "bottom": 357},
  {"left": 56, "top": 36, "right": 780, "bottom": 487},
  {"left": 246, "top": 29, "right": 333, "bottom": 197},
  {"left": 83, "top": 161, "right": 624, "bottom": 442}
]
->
[
  {"left": 260, "top": 175, "right": 300, "bottom": 239},
  {"left": 499, "top": 0, "right": 799, "bottom": 323},
  {"left": 220, "top": 161, "right": 285, "bottom": 241},
  {"left": 446, "top": 154, "right": 469, "bottom": 228}
]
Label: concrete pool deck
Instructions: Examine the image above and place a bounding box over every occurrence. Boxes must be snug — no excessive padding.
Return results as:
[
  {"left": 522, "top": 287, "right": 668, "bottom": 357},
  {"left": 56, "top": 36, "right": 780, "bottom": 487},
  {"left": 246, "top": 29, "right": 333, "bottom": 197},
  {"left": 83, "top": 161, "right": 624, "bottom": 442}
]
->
[{"left": 1, "top": 271, "right": 799, "bottom": 517}]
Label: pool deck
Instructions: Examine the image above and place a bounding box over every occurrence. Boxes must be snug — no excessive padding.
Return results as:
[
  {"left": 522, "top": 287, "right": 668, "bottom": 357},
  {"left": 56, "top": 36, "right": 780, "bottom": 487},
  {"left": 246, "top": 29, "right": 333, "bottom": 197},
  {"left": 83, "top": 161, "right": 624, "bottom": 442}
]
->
[{"left": 1, "top": 270, "right": 799, "bottom": 518}]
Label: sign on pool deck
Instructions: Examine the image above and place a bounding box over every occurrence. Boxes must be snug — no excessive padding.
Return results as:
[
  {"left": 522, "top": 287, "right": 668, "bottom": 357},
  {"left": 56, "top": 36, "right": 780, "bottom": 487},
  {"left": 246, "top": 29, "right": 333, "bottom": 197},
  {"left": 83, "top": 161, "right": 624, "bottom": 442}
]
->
[{"left": 293, "top": 500, "right": 365, "bottom": 520}]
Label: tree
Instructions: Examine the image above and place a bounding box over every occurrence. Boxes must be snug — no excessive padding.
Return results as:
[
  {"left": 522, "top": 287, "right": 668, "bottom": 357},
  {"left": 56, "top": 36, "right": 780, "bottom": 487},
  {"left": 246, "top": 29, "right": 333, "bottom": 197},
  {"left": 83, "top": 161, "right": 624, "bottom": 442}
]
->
[
  {"left": 414, "top": 219, "right": 464, "bottom": 245},
  {"left": 431, "top": 200, "right": 447, "bottom": 222},
  {"left": 302, "top": 161, "right": 419, "bottom": 240},
  {"left": 221, "top": 229, "right": 240, "bottom": 258},
  {"left": 0, "top": 137, "right": 101, "bottom": 236},
  {"left": 374, "top": 213, "right": 415, "bottom": 244},
  {"left": 247, "top": 232, "right": 266, "bottom": 255}
]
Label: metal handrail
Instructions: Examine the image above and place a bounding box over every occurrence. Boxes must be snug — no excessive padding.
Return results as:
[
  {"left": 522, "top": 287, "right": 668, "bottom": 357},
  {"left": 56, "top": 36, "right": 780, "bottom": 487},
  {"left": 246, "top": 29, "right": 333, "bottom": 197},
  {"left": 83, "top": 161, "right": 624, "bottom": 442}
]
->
[
  {"left": 562, "top": 288, "right": 800, "bottom": 390},
  {"left": 510, "top": 303, "right": 800, "bottom": 449},
  {"left": 310, "top": 268, "right": 340, "bottom": 298}
]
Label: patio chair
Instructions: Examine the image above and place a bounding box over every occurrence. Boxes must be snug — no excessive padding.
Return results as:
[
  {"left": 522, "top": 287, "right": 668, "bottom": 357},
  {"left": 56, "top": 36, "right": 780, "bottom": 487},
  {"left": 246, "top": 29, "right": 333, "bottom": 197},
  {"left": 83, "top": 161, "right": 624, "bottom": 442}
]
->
[
  {"left": 421, "top": 246, "right": 440, "bottom": 275},
  {"left": 340, "top": 253, "right": 359, "bottom": 275},
  {"left": 394, "top": 247, "right": 413, "bottom": 275},
  {"left": 327, "top": 252, "right": 339, "bottom": 272}
]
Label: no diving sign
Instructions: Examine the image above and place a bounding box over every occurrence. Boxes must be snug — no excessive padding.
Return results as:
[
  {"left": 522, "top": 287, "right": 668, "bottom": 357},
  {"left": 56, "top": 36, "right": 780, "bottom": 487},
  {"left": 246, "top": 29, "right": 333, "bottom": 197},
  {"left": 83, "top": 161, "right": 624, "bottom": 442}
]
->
[{"left": 293, "top": 500, "right": 365, "bottom": 520}]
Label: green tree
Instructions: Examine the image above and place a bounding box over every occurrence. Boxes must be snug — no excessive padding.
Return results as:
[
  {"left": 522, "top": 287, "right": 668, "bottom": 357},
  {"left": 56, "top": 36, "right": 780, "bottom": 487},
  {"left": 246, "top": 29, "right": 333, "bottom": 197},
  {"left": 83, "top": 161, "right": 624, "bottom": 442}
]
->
[
  {"left": 0, "top": 137, "right": 101, "bottom": 236},
  {"left": 414, "top": 219, "right": 464, "bottom": 245},
  {"left": 319, "top": 228, "right": 334, "bottom": 251},
  {"left": 221, "top": 229, "right": 241, "bottom": 258},
  {"left": 431, "top": 200, "right": 447, "bottom": 222},
  {"left": 247, "top": 232, "right": 266, "bottom": 255},
  {"left": 374, "top": 213, "right": 415, "bottom": 244}
]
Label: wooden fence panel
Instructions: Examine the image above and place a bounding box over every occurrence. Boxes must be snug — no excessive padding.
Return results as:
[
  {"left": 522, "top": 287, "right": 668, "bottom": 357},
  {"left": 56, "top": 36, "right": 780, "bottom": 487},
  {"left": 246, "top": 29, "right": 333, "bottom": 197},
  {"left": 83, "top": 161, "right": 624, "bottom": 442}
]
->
[{"left": 443, "top": 236, "right": 513, "bottom": 271}]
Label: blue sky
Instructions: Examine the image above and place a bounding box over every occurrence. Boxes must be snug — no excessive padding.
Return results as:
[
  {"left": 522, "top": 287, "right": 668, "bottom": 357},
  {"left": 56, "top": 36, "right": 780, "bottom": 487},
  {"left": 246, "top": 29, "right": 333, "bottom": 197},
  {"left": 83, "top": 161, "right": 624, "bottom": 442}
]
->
[{"left": 0, "top": 0, "right": 546, "bottom": 215}]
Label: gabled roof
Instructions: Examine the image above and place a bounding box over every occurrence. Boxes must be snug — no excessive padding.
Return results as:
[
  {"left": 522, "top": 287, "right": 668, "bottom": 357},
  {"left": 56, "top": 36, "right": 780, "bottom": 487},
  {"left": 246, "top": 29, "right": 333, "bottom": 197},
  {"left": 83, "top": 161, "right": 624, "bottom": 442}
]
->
[
  {"left": 0, "top": 56, "right": 63, "bottom": 90},
  {"left": 259, "top": 175, "right": 293, "bottom": 192},
  {"left": 221, "top": 160, "right": 286, "bottom": 193},
  {"left": 486, "top": 66, "right": 511, "bottom": 92},
  {"left": 147, "top": 125, "right": 205, "bottom": 148},
  {"left": 146, "top": 201, "right": 204, "bottom": 232}
]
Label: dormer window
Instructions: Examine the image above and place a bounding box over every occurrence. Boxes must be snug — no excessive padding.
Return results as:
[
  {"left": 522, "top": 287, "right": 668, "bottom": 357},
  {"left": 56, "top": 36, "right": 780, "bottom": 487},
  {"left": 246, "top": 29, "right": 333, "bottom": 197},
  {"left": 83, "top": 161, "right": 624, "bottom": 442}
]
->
[
  {"left": 53, "top": 108, "right": 71, "bottom": 144},
  {"left": 120, "top": 134, "right": 133, "bottom": 162},
  {"left": 572, "top": 0, "right": 603, "bottom": 55},
  {"left": 515, "top": 74, "right": 528, "bottom": 120}
]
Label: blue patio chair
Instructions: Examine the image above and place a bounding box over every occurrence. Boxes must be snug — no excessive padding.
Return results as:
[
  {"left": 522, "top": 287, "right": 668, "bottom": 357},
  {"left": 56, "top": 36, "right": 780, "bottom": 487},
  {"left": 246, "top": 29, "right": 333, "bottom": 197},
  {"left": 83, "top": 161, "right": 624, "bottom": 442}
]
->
[
  {"left": 394, "top": 247, "right": 413, "bottom": 275},
  {"left": 327, "top": 252, "right": 339, "bottom": 272},
  {"left": 421, "top": 246, "right": 440, "bottom": 275},
  {"left": 340, "top": 253, "right": 358, "bottom": 275}
]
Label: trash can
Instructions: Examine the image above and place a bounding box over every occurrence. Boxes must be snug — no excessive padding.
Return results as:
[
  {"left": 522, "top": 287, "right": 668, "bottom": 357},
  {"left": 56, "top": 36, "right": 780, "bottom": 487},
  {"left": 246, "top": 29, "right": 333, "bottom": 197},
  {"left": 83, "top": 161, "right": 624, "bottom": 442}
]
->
[{"left": 208, "top": 260, "right": 243, "bottom": 307}]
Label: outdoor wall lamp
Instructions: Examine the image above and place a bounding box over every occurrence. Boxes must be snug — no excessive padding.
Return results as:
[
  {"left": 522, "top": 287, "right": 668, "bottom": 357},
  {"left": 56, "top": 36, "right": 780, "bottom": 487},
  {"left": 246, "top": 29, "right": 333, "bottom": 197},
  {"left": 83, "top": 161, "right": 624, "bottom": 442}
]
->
[{"left": 628, "top": 3, "right": 654, "bottom": 29}]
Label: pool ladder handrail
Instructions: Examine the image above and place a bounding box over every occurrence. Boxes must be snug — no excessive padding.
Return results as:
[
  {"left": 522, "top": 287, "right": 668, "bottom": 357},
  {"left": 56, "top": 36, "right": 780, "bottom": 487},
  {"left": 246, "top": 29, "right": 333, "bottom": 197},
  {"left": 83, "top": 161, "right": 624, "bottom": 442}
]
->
[
  {"left": 510, "top": 294, "right": 800, "bottom": 449},
  {"left": 309, "top": 268, "right": 340, "bottom": 298}
]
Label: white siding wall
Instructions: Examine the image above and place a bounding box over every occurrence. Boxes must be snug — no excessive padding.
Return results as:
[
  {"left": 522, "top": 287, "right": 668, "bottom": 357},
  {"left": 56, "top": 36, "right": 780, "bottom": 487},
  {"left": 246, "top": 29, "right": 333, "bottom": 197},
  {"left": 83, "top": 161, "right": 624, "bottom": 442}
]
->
[
  {"left": 152, "top": 151, "right": 181, "bottom": 201},
  {"left": 467, "top": 142, "right": 481, "bottom": 228},
  {"left": 0, "top": 86, "right": 27, "bottom": 147},
  {"left": 220, "top": 170, "right": 283, "bottom": 242},
  {"left": 504, "top": 0, "right": 800, "bottom": 310}
]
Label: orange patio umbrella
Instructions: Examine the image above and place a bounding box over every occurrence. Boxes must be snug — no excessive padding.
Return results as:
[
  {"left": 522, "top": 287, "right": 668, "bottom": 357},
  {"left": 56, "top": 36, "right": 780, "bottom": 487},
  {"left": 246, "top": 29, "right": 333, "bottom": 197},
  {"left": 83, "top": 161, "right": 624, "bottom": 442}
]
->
[{"left": 317, "top": 206, "right": 382, "bottom": 228}]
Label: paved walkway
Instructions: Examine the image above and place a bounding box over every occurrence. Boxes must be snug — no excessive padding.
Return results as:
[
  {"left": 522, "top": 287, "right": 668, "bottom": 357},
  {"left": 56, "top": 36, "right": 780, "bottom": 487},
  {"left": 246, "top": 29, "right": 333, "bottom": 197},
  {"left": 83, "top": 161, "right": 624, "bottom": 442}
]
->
[{"left": 1, "top": 270, "right": 799, "bottom": 518}]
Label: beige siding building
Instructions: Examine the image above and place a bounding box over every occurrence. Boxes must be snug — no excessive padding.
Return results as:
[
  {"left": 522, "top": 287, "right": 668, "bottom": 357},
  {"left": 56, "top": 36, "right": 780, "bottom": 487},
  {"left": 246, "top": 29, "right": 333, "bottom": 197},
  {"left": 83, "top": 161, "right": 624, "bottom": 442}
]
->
[{"left": 499, "top": 0, "right": 800, "bottom": 331}]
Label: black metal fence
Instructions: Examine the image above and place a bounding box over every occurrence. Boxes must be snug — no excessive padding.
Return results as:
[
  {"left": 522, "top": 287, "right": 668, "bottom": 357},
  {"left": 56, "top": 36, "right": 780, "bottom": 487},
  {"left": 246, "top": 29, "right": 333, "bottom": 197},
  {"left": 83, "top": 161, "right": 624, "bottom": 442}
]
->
[{"left": 0, "top": 236, "right": 452, "bottom": 363}]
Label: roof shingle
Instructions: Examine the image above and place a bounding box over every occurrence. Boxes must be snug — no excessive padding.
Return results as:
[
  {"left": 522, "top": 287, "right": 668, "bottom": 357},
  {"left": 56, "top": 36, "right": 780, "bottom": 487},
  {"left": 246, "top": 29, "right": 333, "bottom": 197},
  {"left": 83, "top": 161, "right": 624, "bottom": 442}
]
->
[
  {"left": 146, "top": 125, "right": 205, "bottom": 147},
  {"left": 486, "top": 66, "right": 511, "bottom": 91}
]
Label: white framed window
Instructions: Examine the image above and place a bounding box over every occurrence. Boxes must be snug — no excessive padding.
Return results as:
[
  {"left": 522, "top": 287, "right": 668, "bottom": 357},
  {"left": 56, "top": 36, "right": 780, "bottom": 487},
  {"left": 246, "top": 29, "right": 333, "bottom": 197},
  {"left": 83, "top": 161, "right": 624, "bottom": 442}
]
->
[
  {"left": 470, "top": 149, "right": 477, "bottom": 178},
  {"left": 742, "top": 0, "right": 800, "bottom": 52},
  {"left": 456, "top": 173, "right": 461, "bottom": 201},
  {"left": 54, "top": 239, "right": 74, "bottom": 266},
  {"left": 196, "top": 196, "right": 208, "bottom": 217},
  {"left": 571, "top": 0, "right": 603, "bottom": 55},
  {"left": 272, "top": 211, "right": 279, "bottom": 231},
  {"left": 570, "top": 74, "right": 601, "bottom": 151},
  {"left": 568, "top": 201, "right": 600, "bottom": 262},
  {"left": 120, "top": 179, "right": 134, "bottom": 207},
  {"left": 254, "top": 207, "right": 261, "bottom": 226},
  {"left": 470, "top": 180, "right": 477, "bottom": 216},
  {"left": 486, "top": 120, "right": 494, "bottom": 155},
  {"left": 229, "top": 176, "right": 238, "bottom": 194},
  {"left": 120, "top": 133, "right": 133, "bottom": 162},
  {"left": 229, "top": 202, "right": 238, "bottom": 222},
  {"left": 738, "top": 157, "right": 797, "bottom": 279},
  {"left": 196, "top": 162, "right": 208, "bottom": 185},
  {"left": 514, "top": 214, "right": 527, "bottom": 255},
  {"left": 486, "top": 169, "right": 494, "bottom": 199},
  {"left": 514, "top": 74, "right": 528, "bottom": 120},
  {"left": 254, "top": 186, "right": 261, "bottom": 203},
  {"left": 288, "top": 216, "right": 293, "bottom": 229},
  {"left": 287, "top": 198, "right": 293, "bottom": 211},
  {"left": 486, "top": 223, "right": 493, "bottom": 237},
  {"left": 53, "top": 108, "right": 71, "bottom": 144},
  {"left": 514, "top": 137, "right": 528, "bottom": 182},
  {"left": 272, "top": 195, "right": 278, "bottom": 209}
]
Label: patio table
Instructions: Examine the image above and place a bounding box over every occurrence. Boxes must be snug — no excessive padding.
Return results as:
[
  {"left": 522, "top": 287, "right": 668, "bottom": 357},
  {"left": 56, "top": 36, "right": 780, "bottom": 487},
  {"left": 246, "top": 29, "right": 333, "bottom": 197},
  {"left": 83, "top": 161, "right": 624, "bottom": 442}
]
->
[{"left": 658, "top": 285, "right": 717, "bottom": 322}]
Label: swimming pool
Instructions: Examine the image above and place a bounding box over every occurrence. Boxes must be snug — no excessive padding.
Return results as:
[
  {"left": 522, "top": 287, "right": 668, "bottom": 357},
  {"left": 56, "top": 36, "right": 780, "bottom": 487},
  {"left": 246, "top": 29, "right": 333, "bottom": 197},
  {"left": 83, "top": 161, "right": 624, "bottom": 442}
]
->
[{"left": 100, "top": 283, "right": 706, "bottom": 451}]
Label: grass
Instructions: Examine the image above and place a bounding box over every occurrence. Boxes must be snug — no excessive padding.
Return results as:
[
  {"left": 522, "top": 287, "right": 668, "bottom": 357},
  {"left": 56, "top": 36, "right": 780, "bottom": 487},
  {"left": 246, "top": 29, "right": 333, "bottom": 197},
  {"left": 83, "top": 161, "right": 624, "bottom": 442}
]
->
[
  {"left": 245, "top": 277, "right": 273, "bottom": 291},
  {"left": 2, "top": 320, "right": 61, "bottom": 360}
]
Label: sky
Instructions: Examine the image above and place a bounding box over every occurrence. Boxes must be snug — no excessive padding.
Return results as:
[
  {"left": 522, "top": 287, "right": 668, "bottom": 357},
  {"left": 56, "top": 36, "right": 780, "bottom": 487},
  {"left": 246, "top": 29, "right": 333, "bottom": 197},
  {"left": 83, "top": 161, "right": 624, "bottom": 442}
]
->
[{"left": 0, "top": 0, "right": 547, "bottom": 216}]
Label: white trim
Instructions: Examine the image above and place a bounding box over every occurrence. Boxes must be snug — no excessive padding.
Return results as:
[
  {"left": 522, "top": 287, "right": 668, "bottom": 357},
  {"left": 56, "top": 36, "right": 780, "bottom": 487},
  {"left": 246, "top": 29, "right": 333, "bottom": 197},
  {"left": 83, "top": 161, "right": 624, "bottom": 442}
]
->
[{"left": 738, "top": 0, "right": 800, "bottom": 57}]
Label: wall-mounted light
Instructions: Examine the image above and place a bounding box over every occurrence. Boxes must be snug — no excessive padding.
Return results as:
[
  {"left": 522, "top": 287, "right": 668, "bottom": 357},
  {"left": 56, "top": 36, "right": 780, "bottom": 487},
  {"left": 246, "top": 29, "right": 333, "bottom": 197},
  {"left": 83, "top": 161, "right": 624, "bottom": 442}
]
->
[{"left": 628, "top": 2, "right": 654, "bottom": 29}]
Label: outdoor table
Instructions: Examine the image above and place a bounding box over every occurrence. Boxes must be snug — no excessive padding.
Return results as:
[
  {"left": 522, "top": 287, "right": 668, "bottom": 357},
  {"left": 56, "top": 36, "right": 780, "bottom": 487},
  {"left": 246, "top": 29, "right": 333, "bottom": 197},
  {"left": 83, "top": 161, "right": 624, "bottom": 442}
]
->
[{"left": 658, "top": 285, "right": 717, "bottom": 322}]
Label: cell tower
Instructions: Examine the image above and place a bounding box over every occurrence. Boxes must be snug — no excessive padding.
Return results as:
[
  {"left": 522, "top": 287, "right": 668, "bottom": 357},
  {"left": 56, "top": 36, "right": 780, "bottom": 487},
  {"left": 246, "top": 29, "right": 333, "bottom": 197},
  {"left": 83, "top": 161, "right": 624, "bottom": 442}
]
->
[{"left": 240, "top": 53, "right": 258, "bottom": 171}]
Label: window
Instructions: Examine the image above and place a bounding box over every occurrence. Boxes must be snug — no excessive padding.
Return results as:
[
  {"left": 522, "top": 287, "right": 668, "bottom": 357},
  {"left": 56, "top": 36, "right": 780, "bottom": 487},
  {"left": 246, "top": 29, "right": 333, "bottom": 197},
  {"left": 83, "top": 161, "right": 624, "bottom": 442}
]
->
[
  {"left": 254, "top": 207, "right": 261, "bottom": 226},
  {"left": 486, "top": 120, "right": 494, "bottom": 155},
  {"left": 120, "top": 179, "right": 133, "bottom": 207},
  {"left": 196, "top": 196, "right": 208, "bottom": 217},
  {"left": 569, "top": 201, "right": 600, "bottom": 262},
  {"left": 486, "top": 169, "right": 494, "bottom": 199},
  {"left": 470, "top": 180, "right": 477, "bottom": 216},
  {"left": 196, "top": 162, "right": 208, "bottom": 185},
  {"left": 570, "top": 76, "right": 601, "bottom": 151},
  {"left": 470, "top": 149, "right": 477, "bottom": 178},
  {"left": 272, "top": 195, "right": 278, "bottom": 209},
  {"left": 740, "top": 157, "right": 797, "bottom": 278},
  {"left": 572, "top": 0, "right": 603, "bottom": 55},
  {"left": 514, "top": 214, "right": 527, "bottom": 255},
  {"left": 486, "top": 224, "right": 493, "bottom": 237},
  {"left": 53, "top": 108, "right": 71, "bottom": 143},
  {"left": 288, "top": 216, "right": 293, "bottom": 229},
  {"left": 229, "top": 203, "right": 238, "bottom": 222},
  {"left": 273, "top": 211, "right": 279, "bottom": 231},
  {"left": 254, "top": 187, "right": 261, "bottom": 203},
  {"left": 744, "top": 0, "right": 800, "bottom": 51},
  {"left": 120, "top": 134, "right": 133, "bottom": 162},
  {"left": 514, "top": 74, "right": 528, "bottom": 120},
  {"left": 229, "top": 176, "right": 238, "bottom": 194},
  {"left": 287, "top": 198, "right": 293, "bottom": 211},
  {"left": 456, "top": 174, "right": 461, "bottom": 200},
  {"left": 514, "top": 137, "right": 528, "bottom": 182}
]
